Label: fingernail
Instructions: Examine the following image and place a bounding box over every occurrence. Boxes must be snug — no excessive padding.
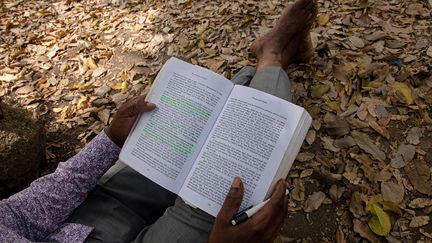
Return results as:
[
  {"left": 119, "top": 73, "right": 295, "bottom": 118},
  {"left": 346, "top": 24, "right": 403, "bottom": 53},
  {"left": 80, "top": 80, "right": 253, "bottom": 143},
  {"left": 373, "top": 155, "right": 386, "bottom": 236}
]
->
[{"left": 231, "top": 177, "right": 241, "bottom": 188}]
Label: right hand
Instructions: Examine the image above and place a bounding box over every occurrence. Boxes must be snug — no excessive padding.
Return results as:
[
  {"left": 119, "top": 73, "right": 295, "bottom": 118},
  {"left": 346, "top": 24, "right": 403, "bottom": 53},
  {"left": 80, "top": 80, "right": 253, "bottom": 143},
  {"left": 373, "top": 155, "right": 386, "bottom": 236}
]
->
[{"left": 208, "top": 178, "right": 288, "bottom": 243}]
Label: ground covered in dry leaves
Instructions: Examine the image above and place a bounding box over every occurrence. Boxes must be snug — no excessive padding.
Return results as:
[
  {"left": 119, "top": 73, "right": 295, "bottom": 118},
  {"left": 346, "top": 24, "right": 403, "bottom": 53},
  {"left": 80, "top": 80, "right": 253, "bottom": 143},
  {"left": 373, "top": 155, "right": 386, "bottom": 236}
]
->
[{"left": 1, "top": 0, "right": 432, "bottom": 242}]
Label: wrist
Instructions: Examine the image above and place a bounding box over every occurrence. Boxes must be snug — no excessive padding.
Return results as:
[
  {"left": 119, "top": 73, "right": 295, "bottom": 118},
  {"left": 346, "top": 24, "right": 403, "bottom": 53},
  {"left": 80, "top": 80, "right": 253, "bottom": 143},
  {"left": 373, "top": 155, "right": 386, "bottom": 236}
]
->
[{"left": 104, "top": 127, "right": 122, "bottom": 147}]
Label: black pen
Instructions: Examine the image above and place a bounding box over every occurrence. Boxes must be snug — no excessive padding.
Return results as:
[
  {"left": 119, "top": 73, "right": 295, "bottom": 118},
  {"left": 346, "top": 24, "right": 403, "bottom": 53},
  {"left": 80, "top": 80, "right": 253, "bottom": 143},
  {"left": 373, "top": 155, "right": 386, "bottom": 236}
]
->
[{"left": 231, "top": 188, "right": 290, "bottom": 226}]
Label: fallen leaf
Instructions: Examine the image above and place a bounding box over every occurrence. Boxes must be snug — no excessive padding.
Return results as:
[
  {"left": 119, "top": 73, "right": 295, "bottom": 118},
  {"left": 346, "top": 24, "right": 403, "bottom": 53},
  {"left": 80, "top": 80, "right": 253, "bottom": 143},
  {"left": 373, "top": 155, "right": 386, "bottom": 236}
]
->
[
  {"left": 367, "top": 203, "right": 392, "bottom": 236},
  {"left": 349, "top": 36, "right": 365, "bottom": 48},
  {"left": 409, "top": 216, "right": 430, "bottom": 227},
  {"left": 121, "top": 81, "right": 129, "bottom": 93},
  {"left": 334, "top": 136, "right": 356, "bottom": 148},
  {"left": 353, "top": 219, "right": 379, "bottom": 243},
  {"left": 47, "top": 44, "right": 59, "bottom": 59},
  {"left": 0, "top": 74, "right": 18, "bottom": 82},
  {"left": 321, "top": 136, "right": 340, "bottom": 152},
  {"left": 305, "top": 129, "right": 316, "bottom": 145},
  {"left": 198, "top": 38, "right": 205, "bottom": 49},
  {"left": 336, "top": 227, "right": 346, "bottom": 243},
  {"left": 391, "top": 82, "right": 414, "bottom": 105},
  {"left": 406, "top": 127, "right": 423, "bottom": 145},
  {"left": 94, "top": 86, "right": 111, "bottom": 97},
  {"left": 304, "top": 191, "right": 326, "bottom": 212},
  {"left": 381, "top": 181, "right": 404, "bottom": 204},
  {"left": 16, "top": 85, "right": 34, "bottom": 95},
  {"left": 311, "top": 84, "right": 330, "bottom": 98},
  {"left": 97, "top": 109, "right": 110, "bottom": 125},
  {"left": 329, "top": 185, "right": 345, "bottom": 202},
  {"left": 349, "top": 191, "right": 365, "bottom": 218},
  {"left": 76, "top": 95, "right": 89, "bottom": 110},
  {"left": 406, "top": 3, "right": 425, "bottom": 16},
  {"left": 351, "top": 131, "right": 386, "bottom": 162},
  {"left": 317, "top": 14, "right": 330, "bottom": 26},
  {"left": 405, "top": 160, "right": 432, "bottom": 196},
  {"left": 92, "top": 68, "right": 107, "bottom": 78},
  {"left": 368, "top": 120, "right": 389, "bottom": 139},
  {"left": 111, "top": 92, "right": 128, "bottom": 105},
  {"left": 427, "top": 46, "right": 432, "bottom": 58},
  {"left": 300, "top": 169, "right": 313, "bottom": 178},
  {"left": 390, "top": 144, "right": 415, "bottom": 169},
  {"left": 325, "top": 120, "right": 350, "bottom": 137},
  {"left": 295, "top": 152, "right": 315, "bottom": 162},
  {"left": 291, "top": 178, "right": 305, "bottom": 201},
  {"left": 86, "top": 57, "right": 98, "bottom": 70},
  {"left": 408, "top": 198, "right": 432, "bottom": 208}
]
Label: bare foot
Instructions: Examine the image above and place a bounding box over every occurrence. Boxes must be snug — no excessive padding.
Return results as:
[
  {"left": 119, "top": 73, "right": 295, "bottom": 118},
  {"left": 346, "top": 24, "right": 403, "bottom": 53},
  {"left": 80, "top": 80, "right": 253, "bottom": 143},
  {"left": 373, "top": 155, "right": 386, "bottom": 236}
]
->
[{"left": 251, "top": 0, "right": 317, "bottom": 70}]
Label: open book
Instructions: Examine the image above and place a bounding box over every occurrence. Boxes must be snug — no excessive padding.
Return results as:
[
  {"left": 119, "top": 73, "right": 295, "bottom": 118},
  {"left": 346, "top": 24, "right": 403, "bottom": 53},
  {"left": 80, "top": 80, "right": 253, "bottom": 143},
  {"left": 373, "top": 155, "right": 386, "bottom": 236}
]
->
[{"left": 119, "top": 57, "right": 312, "bottom": 217}]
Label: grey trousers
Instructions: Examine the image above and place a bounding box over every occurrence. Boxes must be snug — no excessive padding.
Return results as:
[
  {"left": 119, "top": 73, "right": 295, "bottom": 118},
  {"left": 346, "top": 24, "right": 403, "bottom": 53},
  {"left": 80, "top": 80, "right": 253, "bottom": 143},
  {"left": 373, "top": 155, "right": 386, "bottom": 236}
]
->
[{"left": 66, "top": 66, "right": 291, "bottom": 243}]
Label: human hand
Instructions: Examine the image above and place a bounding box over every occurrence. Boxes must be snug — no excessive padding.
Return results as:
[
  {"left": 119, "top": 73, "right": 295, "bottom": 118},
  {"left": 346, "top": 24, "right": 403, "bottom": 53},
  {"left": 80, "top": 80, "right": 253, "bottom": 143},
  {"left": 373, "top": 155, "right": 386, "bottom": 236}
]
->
[
  {"left": 208, "top": 177, "right": 288, "bottom": 243},
  {"left": 105, "top": 96, "right": 156, "bottom": 147}
]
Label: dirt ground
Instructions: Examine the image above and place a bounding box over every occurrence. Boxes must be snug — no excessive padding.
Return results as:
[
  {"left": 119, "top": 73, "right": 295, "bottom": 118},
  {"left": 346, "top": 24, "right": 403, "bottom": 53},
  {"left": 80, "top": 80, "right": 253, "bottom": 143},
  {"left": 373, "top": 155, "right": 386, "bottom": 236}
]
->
[{"left": 1, "top": 0, "right": 432, "bottom": 242}]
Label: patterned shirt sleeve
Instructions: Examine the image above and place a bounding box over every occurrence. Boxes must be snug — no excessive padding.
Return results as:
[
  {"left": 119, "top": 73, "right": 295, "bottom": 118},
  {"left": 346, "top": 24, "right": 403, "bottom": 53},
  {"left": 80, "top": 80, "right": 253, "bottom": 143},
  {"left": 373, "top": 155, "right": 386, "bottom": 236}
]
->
[{"left": 0, "top": 130, "right": 120, "bottom": 241}]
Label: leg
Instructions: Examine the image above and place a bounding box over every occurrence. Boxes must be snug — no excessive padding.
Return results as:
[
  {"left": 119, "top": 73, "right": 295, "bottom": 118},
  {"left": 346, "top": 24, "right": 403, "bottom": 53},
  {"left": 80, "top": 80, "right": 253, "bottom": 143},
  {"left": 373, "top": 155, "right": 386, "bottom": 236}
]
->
[
  {"left": 65, "top": 165, "right": 177, "bottom": 243},
  {"left": 134, "top": 199, "right": 214, "bottom": 243},
  {"left": 230, "top": 66, "right": 256, "bottom": 86},
  {"left": 249, "top": 67, "right": 292, "bottom": 102}
]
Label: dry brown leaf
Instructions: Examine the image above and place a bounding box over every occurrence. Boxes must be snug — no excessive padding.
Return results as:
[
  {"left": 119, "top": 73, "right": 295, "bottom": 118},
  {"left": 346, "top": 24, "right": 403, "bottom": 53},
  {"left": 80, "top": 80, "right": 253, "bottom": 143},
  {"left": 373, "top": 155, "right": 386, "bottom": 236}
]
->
[
  {"left": 329, "top": 185, "right": 345, "bottom": 202},
  {"left": 295, "top": 152, "right": 315, "bottom": 162},
  {"left": 305, "top": 129, "right": 316, "bottom": 145},
  {"left": 406, "top": 127, "right": 423, "bottom": 145},
  {"left": 300, "top": 169, "right": 313, "bottom": 178},
  {"left": 390, "top": 144, "right": 415, "bottom": 169},
  {"left": 325, "top": 120, "right": 350, "bottom": 137},
  {"left": 291, "top": 178, "right": 305, "bottom": 201},
  {"left": 408, "top": 198, "right": 432, "bottom": 209},
  {"left": 349, "top": 36, "right": 365, "bottom": 49},
  {"left": 321, "top": 136, "right": 340, "bottom": 152},
  {"left": 409, "top": 216, "right": 430, "bottom": 227},
  {"left": 304, "top": 191, "right": 326, "bottom": 212},
  {"left": 353, "top": 219, "right": 379, "bottom": 243},
  {"left": 16, "top": 85, "right": 34, "bottom": 95},
  {"left": 368, "top": 120, "right": 389, "bottom": 139},
  {"left": 405, "top": 160, "right": 432, "bottom": 196},
  {"left": 0, "top": 74, "right": 18, "bottom": 82},
  {"left": 351, "top": 131, "right": 386, "bottom": 162},
  {"left": 92, "top": 68, "right": 107, "bottom": 78},
  {"left": 381, "top": 181, "right": 404, "bottom": 204},
  {"left": 97, "top": 109, "right": 110, "bottom": 125},
  {"left": 349, "top": 192, "right": 365, "bottom": 218}
]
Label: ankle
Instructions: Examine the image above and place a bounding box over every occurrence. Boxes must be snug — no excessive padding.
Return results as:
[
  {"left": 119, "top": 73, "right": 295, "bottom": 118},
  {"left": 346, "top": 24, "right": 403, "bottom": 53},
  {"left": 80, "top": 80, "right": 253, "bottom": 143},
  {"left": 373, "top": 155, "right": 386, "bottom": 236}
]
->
[{"left": 256, "top": 59, "right": 283, "bottom": 71}]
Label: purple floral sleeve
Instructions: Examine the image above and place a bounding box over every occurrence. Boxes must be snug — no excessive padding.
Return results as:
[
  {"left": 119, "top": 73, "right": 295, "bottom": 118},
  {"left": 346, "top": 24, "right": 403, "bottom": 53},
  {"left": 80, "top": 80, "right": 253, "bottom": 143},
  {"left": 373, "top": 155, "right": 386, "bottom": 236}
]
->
[{"left": 0, "top": 131, "right": 120, "bottom": 241}]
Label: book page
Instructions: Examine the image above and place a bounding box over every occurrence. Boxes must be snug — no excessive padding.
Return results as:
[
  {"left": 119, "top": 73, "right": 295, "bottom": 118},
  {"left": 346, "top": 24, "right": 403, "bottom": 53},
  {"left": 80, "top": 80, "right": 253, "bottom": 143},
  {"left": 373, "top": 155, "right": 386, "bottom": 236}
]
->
[
  {"left": 179, "top": 85, "right": 305, "bottom": 216},
  {"left": 120, "top": 58, "right": 233, "bottom": 193}
]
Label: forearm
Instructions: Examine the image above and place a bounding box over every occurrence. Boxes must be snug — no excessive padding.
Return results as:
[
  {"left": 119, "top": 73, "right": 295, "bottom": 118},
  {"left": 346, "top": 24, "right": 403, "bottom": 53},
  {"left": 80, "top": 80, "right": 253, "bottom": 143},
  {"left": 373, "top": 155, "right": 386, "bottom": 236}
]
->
[{"left": 0, "top": 130, "right": 120, "bottom": 241}]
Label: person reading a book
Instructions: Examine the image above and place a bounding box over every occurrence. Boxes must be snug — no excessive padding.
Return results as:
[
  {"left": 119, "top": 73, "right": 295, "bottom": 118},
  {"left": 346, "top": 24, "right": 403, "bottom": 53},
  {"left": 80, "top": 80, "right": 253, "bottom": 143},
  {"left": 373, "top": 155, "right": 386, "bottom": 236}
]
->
[{"left": 0, "top": 0, "right": 317, "bottom": 242}]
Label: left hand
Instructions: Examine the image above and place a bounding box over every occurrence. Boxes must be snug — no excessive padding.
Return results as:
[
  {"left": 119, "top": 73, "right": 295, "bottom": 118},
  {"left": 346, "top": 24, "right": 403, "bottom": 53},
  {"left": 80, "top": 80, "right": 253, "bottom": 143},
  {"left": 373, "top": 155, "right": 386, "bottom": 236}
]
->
[{"left": 105, "top": 96, "right": 156, "bottom": 147}]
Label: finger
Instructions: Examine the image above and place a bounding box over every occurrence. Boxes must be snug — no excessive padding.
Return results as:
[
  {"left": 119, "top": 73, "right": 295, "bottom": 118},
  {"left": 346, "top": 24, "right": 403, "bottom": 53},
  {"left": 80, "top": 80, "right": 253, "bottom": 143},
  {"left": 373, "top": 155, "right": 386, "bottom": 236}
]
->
[
  {"left": 216, "top": 177, "right": 244, "bottom": 223},
  {"left": 269, "top": 180, "right": 287, "bottom": 207},
  {"left": 119, "top": 97, "right": 156, "bottom": 117}
]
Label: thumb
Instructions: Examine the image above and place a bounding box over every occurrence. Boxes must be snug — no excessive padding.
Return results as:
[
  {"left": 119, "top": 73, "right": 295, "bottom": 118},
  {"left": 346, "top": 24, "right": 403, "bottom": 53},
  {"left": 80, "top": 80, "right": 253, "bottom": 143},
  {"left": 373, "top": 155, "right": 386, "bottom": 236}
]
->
[
  {"left": 118, "top": 97, "right": 156, "bottom": 118},
  {"left": 217, "top": 177, "right": 244, "bottom": 222}
]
